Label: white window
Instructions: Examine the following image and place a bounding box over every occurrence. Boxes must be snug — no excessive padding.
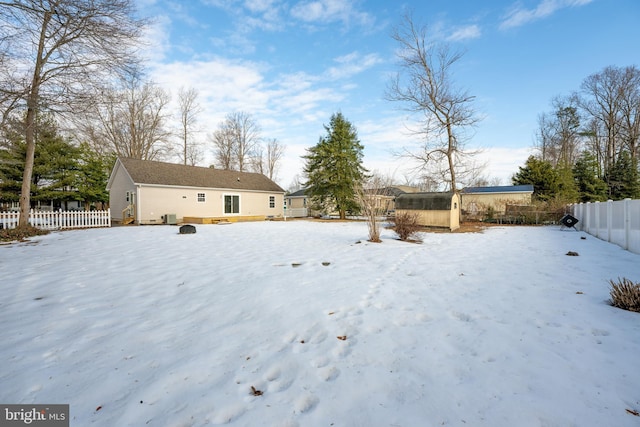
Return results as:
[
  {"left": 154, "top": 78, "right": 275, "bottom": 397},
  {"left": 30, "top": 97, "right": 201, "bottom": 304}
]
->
[
  {"left": 197, "top": 193, "right": 206, "bottom": 202},
  {"left": 269, "top": 196, "right": 275, "bottom": 208},
  {"left": 224, "top": 195, "right": 240, "bottom": 214}
]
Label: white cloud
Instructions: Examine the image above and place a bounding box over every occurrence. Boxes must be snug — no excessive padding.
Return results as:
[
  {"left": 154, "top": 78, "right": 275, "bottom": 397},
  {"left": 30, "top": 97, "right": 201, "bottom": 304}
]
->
[
  {"left": 325, "top": 52, "right": 383, "bottom": 80},
  {"left": 140, "top": 14, "right": 173, "bottom": 63},
  {"left": 447, "top": 24, "right": 482, "bottom": 42},
  {"left": 290, "top": 0, "right": 375, "bottom": 28},
  {"left": 475, "top": 147, "right": 535, "bottom": 184},
  {"left": 499, "top": 0, "right": 594, "bottom": 30}
]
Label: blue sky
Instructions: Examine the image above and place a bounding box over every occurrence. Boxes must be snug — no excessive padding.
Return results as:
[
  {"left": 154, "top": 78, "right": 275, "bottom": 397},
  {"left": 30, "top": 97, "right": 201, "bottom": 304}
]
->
[{"left": 137, "top": 0, "right": 640, "bottom": 189}]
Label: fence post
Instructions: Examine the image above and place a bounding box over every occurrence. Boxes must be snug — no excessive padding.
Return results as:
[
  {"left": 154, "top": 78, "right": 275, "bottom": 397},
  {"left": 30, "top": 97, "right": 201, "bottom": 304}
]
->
[
  {"left": 584, "top": 202, "right": 590, "bottom": 233},
  {"left": 607, "top": 200, "right": 613, "bottom": 243},
  {"left": 624, "top": 198, "right": 631, "bottom": 250}
]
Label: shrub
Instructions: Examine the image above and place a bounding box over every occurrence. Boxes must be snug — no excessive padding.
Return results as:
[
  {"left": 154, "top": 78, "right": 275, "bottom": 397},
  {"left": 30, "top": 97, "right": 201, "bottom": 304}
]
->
[
  {"left": 393, "top": 211, "right": 421, "bottom": 242},
  {"left": 0, "top": 226, "right": 49, "bottom": 243},
  {"left": 609, "top": 277, "right": 640, "bottom": 313}
]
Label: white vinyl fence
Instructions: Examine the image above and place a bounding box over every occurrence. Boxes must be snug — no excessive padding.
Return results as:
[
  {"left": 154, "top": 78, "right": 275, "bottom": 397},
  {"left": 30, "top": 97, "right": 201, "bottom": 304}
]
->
[
  {"left": 570, "top": 199, "right": 640, "bottom": 255},
  {"left": 0, "top": 209, "right": 111, "bottom": 231}
]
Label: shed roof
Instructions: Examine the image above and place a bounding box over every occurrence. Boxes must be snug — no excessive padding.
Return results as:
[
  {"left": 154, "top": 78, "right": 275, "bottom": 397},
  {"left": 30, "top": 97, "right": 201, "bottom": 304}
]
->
[
  {"left": 395, "top": 192, "right": 457, "bottom": 210},
  {"left": 114, "top": 158, "right": 285, "bottom": 193},
  {"left": 461, "top": 185, "right": 534, "bottom": 194}
]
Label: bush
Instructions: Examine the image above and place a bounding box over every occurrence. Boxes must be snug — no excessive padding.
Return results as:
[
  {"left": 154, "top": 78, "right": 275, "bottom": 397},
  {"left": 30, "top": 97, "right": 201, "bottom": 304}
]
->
[
  {"left": 0, "top": 226, "right": 49, "bottom": 243},
  {"left": 609, "top": 277, "right": 640, "bottom": 313},
  {"left": 393, "top": 211, "right": 421, "bottom": 242}
]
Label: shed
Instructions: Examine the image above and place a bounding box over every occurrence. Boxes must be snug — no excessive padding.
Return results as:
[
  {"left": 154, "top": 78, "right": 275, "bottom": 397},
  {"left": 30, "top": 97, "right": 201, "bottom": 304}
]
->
[
  {"left": 107, "top": 158, "right": 285, "bottom": 225},
  {"left": 395, "top": 192, "right": 460, "bottom": 231},
  {"left": 460, "top": 185, "right": 534, "bottom": 218}
]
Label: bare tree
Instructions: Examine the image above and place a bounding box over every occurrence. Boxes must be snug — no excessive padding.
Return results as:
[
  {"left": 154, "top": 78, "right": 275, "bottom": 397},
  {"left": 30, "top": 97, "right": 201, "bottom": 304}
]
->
[
  {"left": 210, "top": 122, "right": 236, "bottom": 170},
  {"left": 252, "top": 138, "right": 285, "bottom": 180},
  {"left": 578, "top": 66, "right": 625, "bottom": 177},
  {"left": 536, "top": 96, "right": 582, "bottom": 167},
  {"left": 265, "top": 138, "right": 285, "bottom": 181},
  {"left": 386, "top": 13, "right": 481, "bottom": 191},
  {"left": 354, "top": 173, "right": 395, "bottom": 243},
  {"left": 0, "top": 0, "right": 145, "bottom": 227},
  {"left": 210, "top": 111, "right": 261, "bottom": 171},
  {"left": 229, "top": 111, "right": 260, "bottom": 172},
  {"left": 177, "top": 86, "right": 202, "bottom": 165},
  {"left": 82, "top": 72, "right": 172, "bottom": 160},
  {"left": 619, "top": 66, "right": 640, "bottom": 159}
]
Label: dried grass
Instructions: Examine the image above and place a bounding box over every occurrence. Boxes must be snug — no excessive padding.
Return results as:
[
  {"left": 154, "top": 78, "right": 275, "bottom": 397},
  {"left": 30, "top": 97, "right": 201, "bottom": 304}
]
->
[{"left": 609, "top": 277, "right": 640, "bottom": 313}]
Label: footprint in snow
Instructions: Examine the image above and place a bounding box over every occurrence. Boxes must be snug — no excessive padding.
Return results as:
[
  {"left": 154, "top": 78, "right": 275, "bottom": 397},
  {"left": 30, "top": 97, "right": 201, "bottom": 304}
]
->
[{"left": 294, "top": 393, "right": 319, "bottom": 414}]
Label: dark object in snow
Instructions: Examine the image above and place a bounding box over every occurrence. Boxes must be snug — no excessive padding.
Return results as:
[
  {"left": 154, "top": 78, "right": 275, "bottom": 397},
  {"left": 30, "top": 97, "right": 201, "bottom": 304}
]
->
[
  {"left": 560, "top": 214, "right": 579, "bottom": 230},
  {"left": 179, "top": 224, "right": 196, "bottom": 234},
  {"left": 322, "top": 262, "right": 330, "bottom": 266},
  {"left": 566, "top": 251, "right": 579, "bottom": 256},
  {"left": 581, "top": 236, "right": 587, "bottom": 240},
  {"left": 251, "top": 386, "right": 263, "bottom": 396}
]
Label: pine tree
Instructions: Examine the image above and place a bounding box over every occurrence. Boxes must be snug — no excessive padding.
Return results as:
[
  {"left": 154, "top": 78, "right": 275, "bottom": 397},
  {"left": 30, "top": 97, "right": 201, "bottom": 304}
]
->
[
  {"left": 75, "top": 143, "right": 114, "bottom": 209},
  {"left": 0, "top": 114, "right": 80, "bottom": 209},
  {"left": 512, "top": 156, "right": 559, "bottom": 201},
  {"left": 572, "top": 151, "right": 607, "bottom": 202},
  {"left": 555, "top": 162, "right": 579, "bottom": 203},
  {"left": 303, "top": 112, "right": 368, "bottom": 219},
  {"left": 606, "top": 151, "right": 640, "bottom": 200}
]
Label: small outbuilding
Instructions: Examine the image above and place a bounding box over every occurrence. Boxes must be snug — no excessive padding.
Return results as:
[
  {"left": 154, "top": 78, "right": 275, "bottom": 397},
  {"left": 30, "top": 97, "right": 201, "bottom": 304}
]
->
[
  {"left": 395, "top": 192, "right": 460, "bottom": 231},
  {"left": 460, "top": 185, "right": 534, "bottom": 219}
]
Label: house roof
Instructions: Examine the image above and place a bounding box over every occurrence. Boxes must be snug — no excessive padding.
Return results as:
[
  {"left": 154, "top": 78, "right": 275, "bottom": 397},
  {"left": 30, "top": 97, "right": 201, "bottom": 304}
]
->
[
  {"left": 287, "top": 188, "right": 307, "bottom": 197},
  {"left": 461, "top": 185, "right": 534, "bottom": 194},
  {"left": 395, "top": 192, "right": 457, "bottom": 210},
  {"left": 114, "top": 158, "right": 285, "bottom": 193}
]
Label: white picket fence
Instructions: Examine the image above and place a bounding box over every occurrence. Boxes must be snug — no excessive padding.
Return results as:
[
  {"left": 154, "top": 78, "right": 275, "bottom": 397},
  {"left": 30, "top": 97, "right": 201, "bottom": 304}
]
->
[
  {"left": 570, "top": 199, "right": 640, "bottom": 255},
  {"left": 0, "top": 209, "right": 111, "bottom": 230}
]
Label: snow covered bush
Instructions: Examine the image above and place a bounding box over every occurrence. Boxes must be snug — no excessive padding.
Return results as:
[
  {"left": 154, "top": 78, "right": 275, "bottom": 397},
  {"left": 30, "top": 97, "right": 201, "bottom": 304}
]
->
[
  {"left": 392, "top": 211, "right": 421, "bottom": 242},
  {"left": 609, "top": 277, "right": 640, "bottom": 313}
]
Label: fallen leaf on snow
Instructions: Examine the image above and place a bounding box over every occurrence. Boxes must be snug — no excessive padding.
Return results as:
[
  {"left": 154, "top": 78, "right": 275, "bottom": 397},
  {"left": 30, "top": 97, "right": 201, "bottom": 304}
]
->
[
  {"left": 337, "top": 336, "right": 347, "bottom": 341},
  {"left": 251, "top": 386, "right": 263, "bottom": 396}
]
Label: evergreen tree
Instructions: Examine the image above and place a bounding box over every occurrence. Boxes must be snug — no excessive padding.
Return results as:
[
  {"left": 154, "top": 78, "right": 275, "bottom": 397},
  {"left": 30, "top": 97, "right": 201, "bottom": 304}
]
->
[
  {"left": 0, "top": 115, "right": 80, "bottom": 208},
  {"left": 555, "top": 162, "right": 579, "bottom": 203},
  {"left": 606, "top": 151, "right": 640, "bottom": 200},
  {"left": 75, "top": 143, "right": 114, "bottom": 209},
  {"left": 572, "top": 151, "right": 607, "bottom": 202},
  {"left": 303, "top": 112, "right": 368, "bottom": 219},
  {"left": 512, "top": 156, "right": 559, "bottom": 201}
]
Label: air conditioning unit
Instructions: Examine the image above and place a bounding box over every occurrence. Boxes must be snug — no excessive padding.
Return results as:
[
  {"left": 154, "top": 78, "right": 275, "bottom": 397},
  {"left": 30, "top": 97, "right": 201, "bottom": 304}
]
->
[{"left": 164, "top": 214, "right": 177, "bottom": 225}]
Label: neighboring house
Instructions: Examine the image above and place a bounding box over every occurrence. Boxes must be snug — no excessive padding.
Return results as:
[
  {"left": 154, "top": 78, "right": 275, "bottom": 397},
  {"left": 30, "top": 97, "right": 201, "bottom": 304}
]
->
[
  {"left": 395, "top": 192, "right": 460, "bottom": 231},
  {"left": 460, "top": 185, "right": 534, "bottom": 219},
  {"left": 366, "top": 186, "right": 421, "bottom": 214},
  {"left": 284, "top": 185, "right": 422, "bottom": 218},
  {"left": 107, "top": 157, "right": 286, "bottom": 225},
  {"left": 285, "top": 188, "right": 311, "bottom": 218}
]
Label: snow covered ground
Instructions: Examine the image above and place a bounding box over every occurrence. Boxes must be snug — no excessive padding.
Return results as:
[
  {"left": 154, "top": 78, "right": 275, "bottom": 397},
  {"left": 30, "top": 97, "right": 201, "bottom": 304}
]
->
[{"left": 1, "top": 221, "right": 639, "bottom": 427}]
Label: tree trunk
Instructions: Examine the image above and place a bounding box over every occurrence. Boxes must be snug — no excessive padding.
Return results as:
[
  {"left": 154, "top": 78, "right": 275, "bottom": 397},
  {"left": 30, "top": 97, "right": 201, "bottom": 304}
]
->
[
  {"left": 19, "top": 10, "right": 51, "bottom": 228},
  {"left": 19, "top": 107, "right": 37, "bottom": 227}
]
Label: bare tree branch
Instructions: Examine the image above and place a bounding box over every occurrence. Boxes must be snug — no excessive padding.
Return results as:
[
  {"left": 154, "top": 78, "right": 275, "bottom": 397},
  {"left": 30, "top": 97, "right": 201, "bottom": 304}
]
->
[{"left": 386, "top": 12, "right": 481, "bottom": 191}]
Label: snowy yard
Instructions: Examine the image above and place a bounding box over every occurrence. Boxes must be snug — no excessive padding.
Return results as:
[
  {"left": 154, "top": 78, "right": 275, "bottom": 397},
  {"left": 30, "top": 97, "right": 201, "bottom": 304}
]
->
[{"left": 1, "top": 221, "right": 639, "bottom": 427}]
